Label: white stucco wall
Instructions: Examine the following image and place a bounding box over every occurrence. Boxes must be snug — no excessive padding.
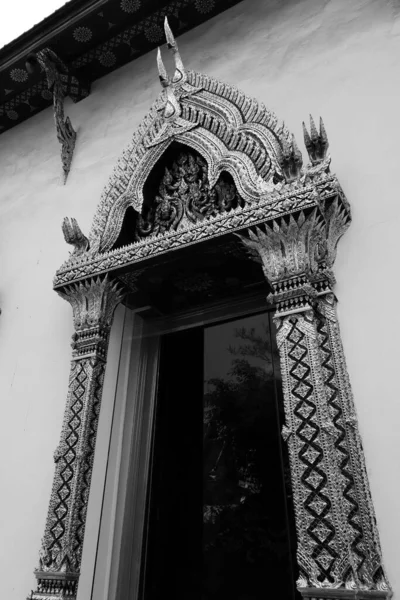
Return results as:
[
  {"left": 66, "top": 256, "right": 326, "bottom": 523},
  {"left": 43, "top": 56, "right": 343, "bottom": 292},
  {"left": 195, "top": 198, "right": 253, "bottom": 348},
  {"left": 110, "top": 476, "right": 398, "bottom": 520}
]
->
[{"left": 0, "top": 0, "right": 399, "bottom": 597}]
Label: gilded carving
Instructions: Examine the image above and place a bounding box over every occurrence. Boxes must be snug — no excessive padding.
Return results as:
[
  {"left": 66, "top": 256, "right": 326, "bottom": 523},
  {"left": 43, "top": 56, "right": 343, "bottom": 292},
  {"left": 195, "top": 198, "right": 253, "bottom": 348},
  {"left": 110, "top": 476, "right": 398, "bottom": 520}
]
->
[
  {"left": 29, "top": 17, "right": 391, "bottom": 600},
  {"left": 135, "top": 150, "right": 240, "bottom": 240},
  {"left": 281, "top": 134, "right": 303, "bottom": 183},
  {"left": 315, "top": 294, "right": 390, "bottom": 592},
  {"left": 145, "top": 20, "right": 200, "bottom": 147},
  {"left": 28, "top": 276, "right": 124, "bottom": 600},
  {"left": 303, "top": 116, "right": 329, "bottom": 166},
  {"left": 84, "top": 19, "right": 293, "bottom": 255},
  {"left": 26, "top": 49, "right": 90, "bottom": 183},
  {"left": 53, "top": 179, "right": 337, "bottom": 289},
  {"left": 62, "top": 217, "right": 90, "bottom": 256},
  {"left": 236, "top": 194, "right": 391, "bottom": 596}
]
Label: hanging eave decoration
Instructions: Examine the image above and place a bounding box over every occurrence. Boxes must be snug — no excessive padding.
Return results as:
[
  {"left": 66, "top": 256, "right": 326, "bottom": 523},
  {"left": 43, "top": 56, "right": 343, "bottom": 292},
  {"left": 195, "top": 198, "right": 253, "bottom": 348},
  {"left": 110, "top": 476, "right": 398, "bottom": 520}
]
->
[{"left": 25, "top": 49, "right": 91, "bottom": 183}]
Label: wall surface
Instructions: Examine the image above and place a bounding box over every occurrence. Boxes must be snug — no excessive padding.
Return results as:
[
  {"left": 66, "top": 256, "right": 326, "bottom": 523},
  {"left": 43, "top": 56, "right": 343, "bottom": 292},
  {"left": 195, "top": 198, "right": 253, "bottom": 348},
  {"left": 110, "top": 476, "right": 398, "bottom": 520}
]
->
[{"left": 0, "top": 0, "right": 400, "bottom": 597}]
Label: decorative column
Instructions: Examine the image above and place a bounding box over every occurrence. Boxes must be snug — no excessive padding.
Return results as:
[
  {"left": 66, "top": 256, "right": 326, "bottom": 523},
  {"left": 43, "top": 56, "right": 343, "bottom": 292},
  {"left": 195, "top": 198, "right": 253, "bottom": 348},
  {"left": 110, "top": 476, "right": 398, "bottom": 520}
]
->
[
  {"left": 29, "top": 276, "right": 124, "bottom": 600},
  {"left": 237, "top": 195, "right": 392, "bottom": 598}
]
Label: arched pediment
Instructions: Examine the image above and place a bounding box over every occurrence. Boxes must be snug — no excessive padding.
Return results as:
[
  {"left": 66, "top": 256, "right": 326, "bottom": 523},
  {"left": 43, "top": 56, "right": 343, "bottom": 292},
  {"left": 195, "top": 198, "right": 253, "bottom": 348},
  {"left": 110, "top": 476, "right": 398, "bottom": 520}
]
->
[{"left": 88, "top": 19, "right": 294, "bottom": 254}]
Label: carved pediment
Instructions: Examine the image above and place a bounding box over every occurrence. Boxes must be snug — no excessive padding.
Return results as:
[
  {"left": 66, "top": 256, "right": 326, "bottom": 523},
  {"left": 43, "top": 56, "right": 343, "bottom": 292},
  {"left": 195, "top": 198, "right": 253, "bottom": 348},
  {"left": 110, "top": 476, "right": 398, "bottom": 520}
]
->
[
  {"left": 135, "top": 150, "right": 240, "bottom": 237},
  {"left": 54, "top": 19, "right": 342, "bottom": 291},
  {"left": 86, "top": 18, "right": 298, "bottom": 255},
  {"left": 112, "top": 147, "right": 242, "bottom": 249}
]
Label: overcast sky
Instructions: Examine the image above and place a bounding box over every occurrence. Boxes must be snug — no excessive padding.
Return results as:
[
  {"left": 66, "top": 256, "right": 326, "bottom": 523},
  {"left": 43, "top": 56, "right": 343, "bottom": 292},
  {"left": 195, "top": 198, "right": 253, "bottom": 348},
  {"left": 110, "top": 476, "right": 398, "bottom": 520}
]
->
[{"left": 0, "top": 0, "right": 67, "bottom": 49}]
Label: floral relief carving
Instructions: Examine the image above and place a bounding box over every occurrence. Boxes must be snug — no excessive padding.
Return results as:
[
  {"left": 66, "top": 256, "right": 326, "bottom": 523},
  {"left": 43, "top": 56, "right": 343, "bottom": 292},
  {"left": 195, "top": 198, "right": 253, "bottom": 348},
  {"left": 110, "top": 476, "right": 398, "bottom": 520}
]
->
[{"left": 135, "top": 150, "right": 240, "bottom": 240}]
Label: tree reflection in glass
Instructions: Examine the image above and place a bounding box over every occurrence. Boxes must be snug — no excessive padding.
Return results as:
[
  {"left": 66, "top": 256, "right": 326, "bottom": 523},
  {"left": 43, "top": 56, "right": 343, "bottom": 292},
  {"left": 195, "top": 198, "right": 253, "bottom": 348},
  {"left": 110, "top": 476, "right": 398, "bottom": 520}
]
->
[{"left": 202, "top": 314, "right": 298, "bottom": 600}]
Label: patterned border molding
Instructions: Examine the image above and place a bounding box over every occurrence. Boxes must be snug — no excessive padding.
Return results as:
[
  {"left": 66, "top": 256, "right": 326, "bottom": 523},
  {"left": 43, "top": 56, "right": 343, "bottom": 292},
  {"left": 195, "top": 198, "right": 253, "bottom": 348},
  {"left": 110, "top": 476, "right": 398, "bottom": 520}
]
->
[
  {"left": 237, "top": 207, "right": 391, "bottom": 593},
  {"left": 53, "top": 175, "right": 340, "bottom": 288},
  {"left": 29, "top": 19, "right": 391, "bottom": 600},
  {"left": 28, "top": 276, "right": 124, "bottom": 600}
]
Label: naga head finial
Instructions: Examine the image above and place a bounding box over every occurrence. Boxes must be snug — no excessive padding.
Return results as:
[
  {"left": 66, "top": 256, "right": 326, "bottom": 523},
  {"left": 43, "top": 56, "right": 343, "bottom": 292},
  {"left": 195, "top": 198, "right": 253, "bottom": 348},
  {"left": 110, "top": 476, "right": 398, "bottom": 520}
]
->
[
  {"left": 281, "top": 134, "right": 303, "bottom": 183},
  {"left": 303, "top": 115, "right": 329, "bottom": 165},
  {"left": 156, "top": 17, "right": 185, "bottom": 89},
  {"left": 62, "top": 217, "right": 89, "bottom": 256}
]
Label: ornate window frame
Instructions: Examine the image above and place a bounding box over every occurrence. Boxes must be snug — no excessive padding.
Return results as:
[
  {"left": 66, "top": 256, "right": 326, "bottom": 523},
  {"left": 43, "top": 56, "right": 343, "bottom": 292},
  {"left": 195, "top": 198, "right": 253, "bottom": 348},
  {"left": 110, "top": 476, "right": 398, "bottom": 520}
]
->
[
  {"left": 28, "top": 18, "right": 391, "bottom": 600},
  {"left": 87, "top": 294, "right": 272, "bottom": 600}
]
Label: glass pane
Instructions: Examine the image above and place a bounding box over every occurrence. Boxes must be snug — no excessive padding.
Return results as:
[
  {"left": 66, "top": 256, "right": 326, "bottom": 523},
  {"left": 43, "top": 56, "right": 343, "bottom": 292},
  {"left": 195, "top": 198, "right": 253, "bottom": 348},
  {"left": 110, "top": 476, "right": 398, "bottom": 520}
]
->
[
  {"left": 141, "top": 311, "right": 298, "bottom": 600},
  {"left": 140, "top": 327, "right": 204, "bottom": 600},
  {"left": 203, "top": 312, "right": 297, "bottom": 599}
]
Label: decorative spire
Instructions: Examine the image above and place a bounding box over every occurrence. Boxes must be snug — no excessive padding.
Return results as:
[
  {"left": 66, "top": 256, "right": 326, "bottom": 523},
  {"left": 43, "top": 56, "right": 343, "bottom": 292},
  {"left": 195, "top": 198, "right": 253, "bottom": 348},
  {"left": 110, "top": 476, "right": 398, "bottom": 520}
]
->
[
  {"left": 164, "top": 16, "right": 184, "bottom": 84},
  {"left": 309, "top": 114, "right": 319, "bottom": 142},
  {"left": 148, "top": 16, "right": 199, "bottom": 146},
  {"left": 303, "top": 114, "right": 329, "bottom": 164},
  {"left": 281, "top": 134, "right": 303, "bottom": 183},
  {"left": 62, "top": 217, "right": 89, "bottom": 256},
  {"left": 156, "top": 17, "right": 186, "bottom": 89},
  {"left": 157, "top": 47, "right": 169, "bottom": 88},
  {"left": 164, "top": 15, "right": 176, "bottom": 49},
  {"left": 319, "top": 116, "right": 328, "bottom": 146},
  {"left": 302, "top": 120, "right": 311, "bottom": 149},
  {"left": 291, "top": 134, "right": 302, "bottom": 163}
]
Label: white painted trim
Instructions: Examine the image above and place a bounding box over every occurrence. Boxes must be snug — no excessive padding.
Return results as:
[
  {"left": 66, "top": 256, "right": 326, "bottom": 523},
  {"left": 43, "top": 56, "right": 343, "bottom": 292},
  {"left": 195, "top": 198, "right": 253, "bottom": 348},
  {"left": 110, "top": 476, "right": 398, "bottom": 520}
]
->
[
  {"left": 113, "top": 325, "right": 160, "bottom": 600},
  {"left": 89, "top": 308, "right": 160, "bottom": 600}
]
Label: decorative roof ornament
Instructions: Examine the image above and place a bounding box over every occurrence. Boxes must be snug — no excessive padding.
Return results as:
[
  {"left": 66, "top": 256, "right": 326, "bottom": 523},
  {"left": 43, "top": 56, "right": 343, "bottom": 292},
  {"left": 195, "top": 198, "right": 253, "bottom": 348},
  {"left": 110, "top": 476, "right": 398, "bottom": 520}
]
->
[
  {"left": 164, "top": 17, "right": 185, "bottom": 85},
  {"left": 71, "top": 25, "right": 318, "bottom": 257},
  {"left": 147, "top": 17, "right": 200, "bottom": 147},
  {"left": 156, "top": 46, "right": 169, "bottom": 88},
  {"left": 26, "top": 49, "right": 90, "bottom": 183},
  {"left": 281, "top": 133, "right": 303, "bottom": 183},
  {"left": 62, "top": 217, "right": 89, "bottom": 256},
  {"left": 303, "top": 115, "right": 329, "bottom": 165}
]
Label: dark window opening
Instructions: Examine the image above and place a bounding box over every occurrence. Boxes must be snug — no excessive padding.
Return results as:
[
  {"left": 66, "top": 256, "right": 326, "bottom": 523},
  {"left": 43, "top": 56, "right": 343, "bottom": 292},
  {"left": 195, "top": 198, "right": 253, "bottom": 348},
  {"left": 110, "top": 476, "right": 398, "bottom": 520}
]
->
[{"left": 140, "top": 311, "right": 300, "bottom": 600}]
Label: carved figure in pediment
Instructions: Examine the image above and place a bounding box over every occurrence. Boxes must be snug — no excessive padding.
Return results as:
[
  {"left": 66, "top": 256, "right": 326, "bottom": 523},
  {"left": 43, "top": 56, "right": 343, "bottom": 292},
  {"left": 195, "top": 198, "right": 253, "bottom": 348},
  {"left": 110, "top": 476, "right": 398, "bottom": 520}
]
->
[{"left": 135, "top": 150, "right": 239, "bottom": 240}]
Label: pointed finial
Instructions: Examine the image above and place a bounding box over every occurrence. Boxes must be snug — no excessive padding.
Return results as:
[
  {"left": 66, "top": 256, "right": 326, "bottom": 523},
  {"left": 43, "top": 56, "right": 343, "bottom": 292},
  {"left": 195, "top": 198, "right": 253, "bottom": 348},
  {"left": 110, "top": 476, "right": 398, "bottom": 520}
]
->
[
  {"left": 302, "top": 121, "right": 312, "bottom": 150},
  {"left": 157, "top": 47, "right": 169, "bottom": 87},
  {"left": 319, "top": 117, "right": 328, "bottom": 145},
  {"left": 164, "top": 16, "right": 177, "bottom": 50},
  {"left": 281, "top": 133, "right": 291, "bottom": 160},
  {"left": 292, "top": 134, "right": 303, "bottom": 165},
  {"left": 309, "top": 114, "right": 318, "bottom": 142},
  {"left": 281, "top": 134, "right": 303, "bottom": 183},
  {"left": 156, "top": 18, "right": 185, "bottom": 89},
  {"left": 164, "top": 16, "right": 185, "bottom": 84},
  {"left": 302, "top": 114, "right": 329, "bottom": 165}
]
